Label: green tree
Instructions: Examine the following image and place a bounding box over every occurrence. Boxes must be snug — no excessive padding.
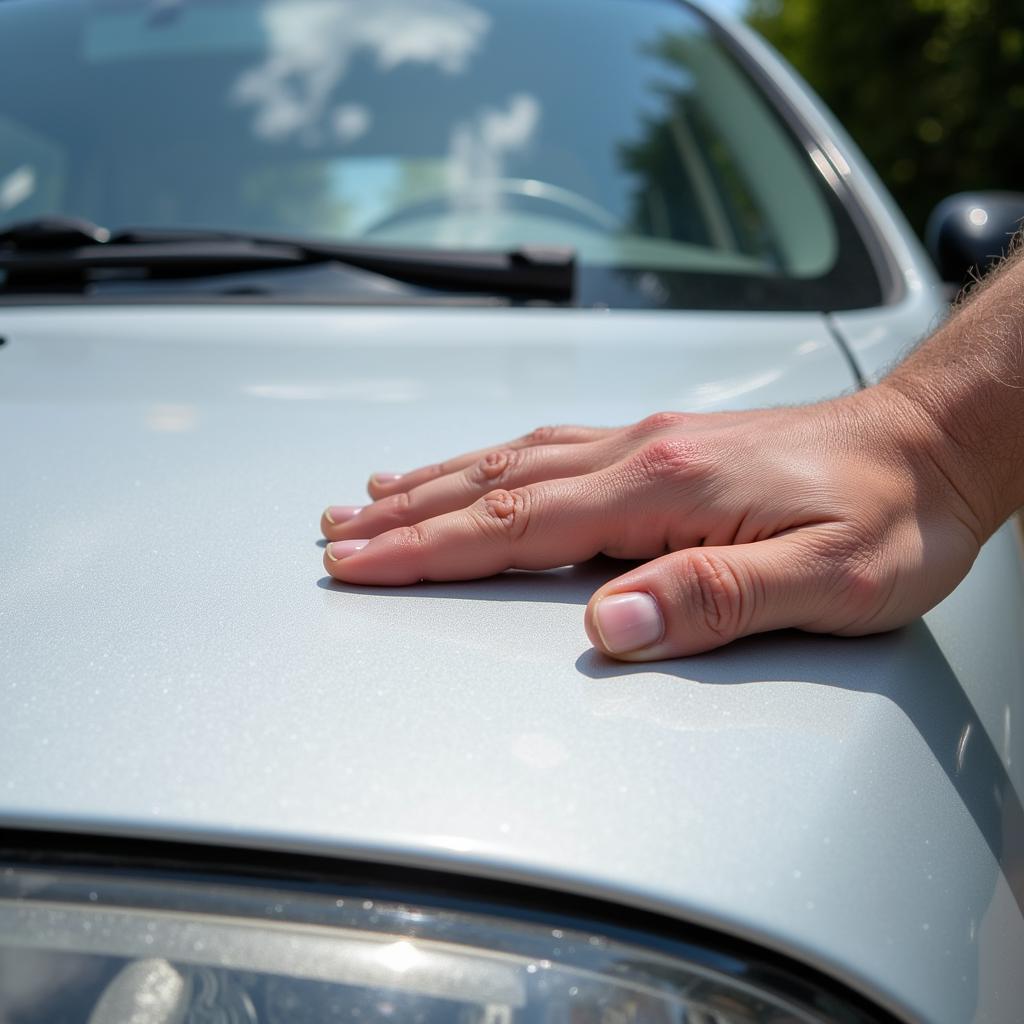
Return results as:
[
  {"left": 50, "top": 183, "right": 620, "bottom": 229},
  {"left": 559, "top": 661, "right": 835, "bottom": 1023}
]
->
[{"left": 747, "top": 0, "right": 1024, "bottom": 235}]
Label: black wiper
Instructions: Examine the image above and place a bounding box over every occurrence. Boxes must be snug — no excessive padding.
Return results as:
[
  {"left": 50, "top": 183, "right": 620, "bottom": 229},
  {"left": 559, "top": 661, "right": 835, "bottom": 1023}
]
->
[
  {"left": 0, "top": 216, "right": 576, "bottom": 302},
  {"left": 0, "top": 215, "right": 113, "bottom": 249}
]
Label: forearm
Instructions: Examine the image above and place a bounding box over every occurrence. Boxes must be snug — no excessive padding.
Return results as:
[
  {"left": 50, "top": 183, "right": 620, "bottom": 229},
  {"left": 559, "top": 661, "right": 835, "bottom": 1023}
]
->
[{"left": 877, "top": 244, "right": 1024, "bottom": 540}]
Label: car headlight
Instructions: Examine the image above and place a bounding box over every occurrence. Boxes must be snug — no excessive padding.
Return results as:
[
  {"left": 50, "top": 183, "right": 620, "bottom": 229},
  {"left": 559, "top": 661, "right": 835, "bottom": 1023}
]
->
[{"left": 1, "top": 860, "right": 881, "bottom": 1023}]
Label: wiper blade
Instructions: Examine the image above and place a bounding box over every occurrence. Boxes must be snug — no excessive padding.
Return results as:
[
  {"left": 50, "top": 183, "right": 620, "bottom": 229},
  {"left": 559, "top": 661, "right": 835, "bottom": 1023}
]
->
[
  {"left": 0, "top": 218, "right": 576, "bottom": 302},
  {"left": 0, "top": 214, "right": 112, "bottom": 249}
]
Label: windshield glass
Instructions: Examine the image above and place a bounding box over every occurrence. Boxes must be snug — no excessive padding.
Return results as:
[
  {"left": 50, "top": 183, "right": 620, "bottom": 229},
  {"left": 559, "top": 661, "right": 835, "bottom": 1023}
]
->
[{"left": 0, "top": 0, "right": 881, "bottom": 309}]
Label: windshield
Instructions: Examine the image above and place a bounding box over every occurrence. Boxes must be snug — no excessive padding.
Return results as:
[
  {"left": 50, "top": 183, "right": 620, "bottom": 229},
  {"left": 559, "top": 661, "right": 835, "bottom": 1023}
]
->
[{"left": 0, "top": 0, "right": 882, "bottom": 309}]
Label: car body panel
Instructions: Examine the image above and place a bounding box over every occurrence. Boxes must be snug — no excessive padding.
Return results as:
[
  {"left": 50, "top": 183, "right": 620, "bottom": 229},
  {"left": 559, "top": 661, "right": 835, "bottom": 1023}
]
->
[
  {"left": 829, "top": 294, "right": 948, "bottom": 384},
  {"left": 3, "top": 3, "right": 1021, "bottom": 1022},
  {"left": 1, "top": 306, "right": 1023, "bottom": 1023}
]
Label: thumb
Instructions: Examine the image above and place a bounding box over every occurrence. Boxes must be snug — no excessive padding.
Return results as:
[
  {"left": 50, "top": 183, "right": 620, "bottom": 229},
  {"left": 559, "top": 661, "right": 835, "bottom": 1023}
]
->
[{"left": 584, "top": 535, "right": 829, "bottom": 660}]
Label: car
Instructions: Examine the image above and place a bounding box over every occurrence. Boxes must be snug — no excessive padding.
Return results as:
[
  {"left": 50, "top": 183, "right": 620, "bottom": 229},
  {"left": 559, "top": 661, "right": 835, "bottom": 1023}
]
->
[{"left": 1, "top": 0, "right": 1022, "bottom": 1021}]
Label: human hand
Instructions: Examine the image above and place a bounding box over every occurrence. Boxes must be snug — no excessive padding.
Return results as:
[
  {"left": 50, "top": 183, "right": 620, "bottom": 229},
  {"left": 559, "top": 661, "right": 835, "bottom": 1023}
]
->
[{"left": 320, "top": 388, "right": 986, "bottom": 660}]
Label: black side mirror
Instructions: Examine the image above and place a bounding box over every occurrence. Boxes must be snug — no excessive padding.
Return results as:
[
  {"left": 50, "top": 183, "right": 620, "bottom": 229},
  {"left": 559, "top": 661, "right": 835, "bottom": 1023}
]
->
[{"left": 925, "top": 191, "right": 1024, "bottom": 285}]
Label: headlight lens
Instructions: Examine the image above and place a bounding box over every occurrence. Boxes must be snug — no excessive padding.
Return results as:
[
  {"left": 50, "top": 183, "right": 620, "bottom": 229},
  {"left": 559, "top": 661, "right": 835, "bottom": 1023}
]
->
[{"left": 1, "top": 863, "right": 870, "bottom": 1023}]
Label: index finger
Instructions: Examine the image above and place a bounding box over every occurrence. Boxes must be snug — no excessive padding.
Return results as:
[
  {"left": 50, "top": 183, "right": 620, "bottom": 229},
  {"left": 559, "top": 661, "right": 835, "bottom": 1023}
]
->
[{"left": 327, "top": 475, "right": 627, "bottom": 586}]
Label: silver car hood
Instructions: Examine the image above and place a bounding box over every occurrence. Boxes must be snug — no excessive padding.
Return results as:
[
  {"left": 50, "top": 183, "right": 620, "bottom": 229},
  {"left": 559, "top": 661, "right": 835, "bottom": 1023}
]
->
[{"left": 1, "top": 305, "right": 1022, "bottom": 1024}]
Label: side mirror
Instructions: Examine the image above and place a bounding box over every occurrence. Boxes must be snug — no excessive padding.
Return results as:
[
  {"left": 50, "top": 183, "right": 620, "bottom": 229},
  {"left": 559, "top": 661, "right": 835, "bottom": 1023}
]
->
[{"left": 925, "top": 191, "right": 1024, "bottom": 285}]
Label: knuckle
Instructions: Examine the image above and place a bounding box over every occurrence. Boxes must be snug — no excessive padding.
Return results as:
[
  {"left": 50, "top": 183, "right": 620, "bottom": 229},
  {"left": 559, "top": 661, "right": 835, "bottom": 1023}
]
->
[
  {"left": 683, "top": 550, "right": 745, "bottom": 640},
  {"left": 630, "top": 437, "right": 705, "bottom": 484},
  {"left": 468, "top": 448, "right": 518, "bottom": 487},
  {"left": 473, "top": 487, "right": 532, "bottom": 542},
  {"left": 634, "top": 411, "right": 685, "bottom": 435},
  {"left": 807, "top": 526, "right": 886, "bottom": 606},
  {"left": 833, "top": 551, "right": 886, "bottom": 611},
  {"left": 524, "top": 425, "right": 557, "bottom": 446},
  {"left": 392, "top": 523, "right": 426, "bottom": 549},
  {"left": 382, "top": 489, "right": 412, "bottom": 519}
]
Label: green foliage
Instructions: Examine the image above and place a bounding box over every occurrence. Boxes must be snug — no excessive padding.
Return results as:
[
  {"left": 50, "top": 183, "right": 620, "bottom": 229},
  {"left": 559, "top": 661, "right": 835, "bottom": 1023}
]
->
[{"left": 746, "top": 0, "right": 1024, "bottom": 235}]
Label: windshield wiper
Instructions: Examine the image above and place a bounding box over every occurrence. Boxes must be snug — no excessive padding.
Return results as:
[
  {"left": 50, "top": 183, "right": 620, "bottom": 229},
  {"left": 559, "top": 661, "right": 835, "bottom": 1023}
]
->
[{"left": 0, "top": 216, "right": 576, "bottom": 302}]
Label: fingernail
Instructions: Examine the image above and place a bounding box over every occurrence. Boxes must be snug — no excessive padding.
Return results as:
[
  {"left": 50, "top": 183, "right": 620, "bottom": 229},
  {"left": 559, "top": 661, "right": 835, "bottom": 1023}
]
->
[
  {"left": 326, "top": 540, "right": 369, "bottom": 561},
  {"left": 324, "top": 505, "right": 363, "bottom": 526},
  {"left": 372, "top": 472, "right": 403, "bottom": 486},
  {"left": 594, "top": 592, "right": 664, "bottom": 654}
]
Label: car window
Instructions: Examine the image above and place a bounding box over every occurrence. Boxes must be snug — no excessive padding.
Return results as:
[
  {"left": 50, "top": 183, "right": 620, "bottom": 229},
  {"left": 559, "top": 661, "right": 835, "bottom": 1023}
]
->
[{"left": 0, "top": 0, "right": 882, "bottom": 310}]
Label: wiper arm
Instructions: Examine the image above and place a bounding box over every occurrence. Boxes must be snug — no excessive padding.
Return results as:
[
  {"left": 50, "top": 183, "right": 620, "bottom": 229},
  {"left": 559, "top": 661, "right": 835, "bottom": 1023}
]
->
[
  {"left": 0, "top": 217, "right": 576, "bottom": 302},
  {"left": 0, "top": 214, "right": 112, "bottom": 249}
]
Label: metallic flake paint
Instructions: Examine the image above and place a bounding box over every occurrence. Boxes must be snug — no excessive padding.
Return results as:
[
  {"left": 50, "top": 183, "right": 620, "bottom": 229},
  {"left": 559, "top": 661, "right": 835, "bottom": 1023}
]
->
[{"left": 0, "top": 305, "right": 1022, "bottom": 1023}]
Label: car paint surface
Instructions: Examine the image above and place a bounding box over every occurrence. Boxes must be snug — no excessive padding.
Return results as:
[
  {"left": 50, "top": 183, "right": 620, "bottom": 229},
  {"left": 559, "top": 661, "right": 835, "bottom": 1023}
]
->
[
  {"left": 1, "top": 304, "right": 1023, "bottom": 1024},
  {"left": 3, "top": 3, "right": 1024, "bottom": 1022}
]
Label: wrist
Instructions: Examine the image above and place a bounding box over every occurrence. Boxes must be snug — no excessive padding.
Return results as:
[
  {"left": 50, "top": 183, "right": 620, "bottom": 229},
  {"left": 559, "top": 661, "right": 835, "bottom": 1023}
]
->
[
  {"left": 876, "top": 253, "right": 1024, "bottom": 539},
  {"left": 850, "top": 380, "right": 998, "bottom": 543}
]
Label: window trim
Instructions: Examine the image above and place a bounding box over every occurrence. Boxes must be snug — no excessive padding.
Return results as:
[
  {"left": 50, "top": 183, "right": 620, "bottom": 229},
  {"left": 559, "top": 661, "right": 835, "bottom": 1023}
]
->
[{"left": 683, "top": 1, "right": 904, "bottom": 306}]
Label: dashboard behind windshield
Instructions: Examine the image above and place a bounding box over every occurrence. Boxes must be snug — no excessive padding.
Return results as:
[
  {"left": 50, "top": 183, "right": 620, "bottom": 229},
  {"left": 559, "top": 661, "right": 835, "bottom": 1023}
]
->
[{"left": 0, "top": 0, "right": 883, "bottom": 309}]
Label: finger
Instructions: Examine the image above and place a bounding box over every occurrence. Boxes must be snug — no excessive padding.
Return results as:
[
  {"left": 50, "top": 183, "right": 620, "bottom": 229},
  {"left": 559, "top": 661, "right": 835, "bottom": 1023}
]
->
[
  {"left": 324, "top": 441, "right": 613, "bottom": 540},
  {"left": 584, "top": 532, "right": 834, "bottom": 660},
  {"left": 324, "top": 475, "right": 630, "bottom": 586},
  {"left": 365, "top": 424, "right": 617, "bottom": 499}
]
